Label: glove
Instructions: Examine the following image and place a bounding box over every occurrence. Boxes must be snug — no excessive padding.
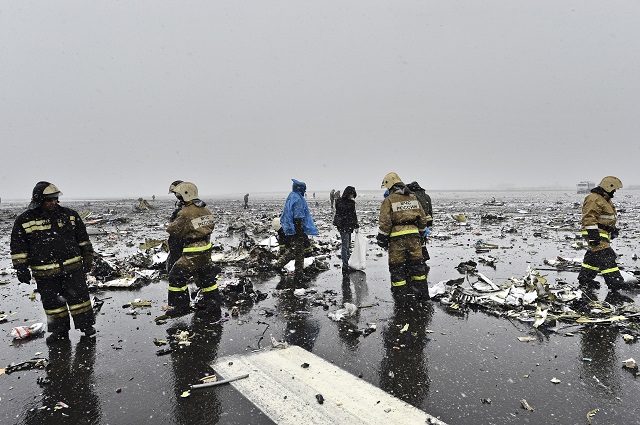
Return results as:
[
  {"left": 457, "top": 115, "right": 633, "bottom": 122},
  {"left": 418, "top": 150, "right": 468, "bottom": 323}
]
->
[
  {"left": 423, "top": 227, "right": 431, "bottom": 237},
  {"left": 586, "top": 228, "right": 601, "bottom": 247},
  {"left": 376, "top": 233, "right": 389, "bottom": 249},
  {"left": 610, "top": 227, "right": 620, "bottom": 240},
  {"left": 16, "top": 268, "right": 31, "bottom": 284},
  {"left": 83, "top": 254, "right": 94, "bottom": 271}
]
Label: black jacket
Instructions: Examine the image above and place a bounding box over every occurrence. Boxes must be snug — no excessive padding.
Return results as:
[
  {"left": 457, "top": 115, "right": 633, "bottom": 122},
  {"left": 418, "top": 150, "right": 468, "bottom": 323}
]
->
[
  {"left": 11, "top": 206, "right": 93, "bottom": 278},
  {"left": 333, "top": 187, "right": 359, "bottom": 232}
]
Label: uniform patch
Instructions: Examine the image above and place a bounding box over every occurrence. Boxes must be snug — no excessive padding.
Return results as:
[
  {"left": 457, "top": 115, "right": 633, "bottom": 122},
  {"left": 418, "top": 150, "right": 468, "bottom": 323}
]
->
[
  {"left": 391, "top": 200, "right": 419, "bottom": 212},
  {"left": 191, "top": 215, "right": 215, "bottom": 229}
]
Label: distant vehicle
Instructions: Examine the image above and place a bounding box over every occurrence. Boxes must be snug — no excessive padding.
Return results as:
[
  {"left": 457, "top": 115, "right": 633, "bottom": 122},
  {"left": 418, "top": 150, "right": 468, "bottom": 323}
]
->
[{"left": 576, "top": 181, "right": 596, "bottom": 194}]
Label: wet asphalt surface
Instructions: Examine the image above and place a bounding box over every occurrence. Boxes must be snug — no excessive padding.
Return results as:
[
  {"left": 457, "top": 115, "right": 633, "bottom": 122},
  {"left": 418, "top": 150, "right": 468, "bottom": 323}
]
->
[{"left": 1, "top": 191, "right": 640, "bottom": 425}]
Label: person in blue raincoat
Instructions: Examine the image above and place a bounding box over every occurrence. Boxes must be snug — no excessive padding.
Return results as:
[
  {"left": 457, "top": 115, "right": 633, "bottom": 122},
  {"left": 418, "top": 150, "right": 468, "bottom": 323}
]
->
[{"left": 276, "top": 179, "right": 319, "bottom": 284}]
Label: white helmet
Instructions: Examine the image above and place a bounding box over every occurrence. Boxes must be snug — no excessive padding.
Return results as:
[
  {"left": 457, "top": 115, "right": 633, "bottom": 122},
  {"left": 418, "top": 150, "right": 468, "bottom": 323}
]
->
[{"left": 173, "top": 181, "right": 199, "bottom": 202}]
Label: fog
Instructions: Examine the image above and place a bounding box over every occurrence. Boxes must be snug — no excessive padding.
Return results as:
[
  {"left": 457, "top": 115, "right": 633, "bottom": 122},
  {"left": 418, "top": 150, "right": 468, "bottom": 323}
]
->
[{"left": 2, "top": 1, "right": 639, "bottom": 199}]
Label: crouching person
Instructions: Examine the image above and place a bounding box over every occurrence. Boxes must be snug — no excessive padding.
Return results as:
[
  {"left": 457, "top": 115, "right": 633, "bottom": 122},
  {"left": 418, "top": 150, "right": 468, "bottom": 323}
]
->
[
  {"left": 166, "top": 182, "right": 221, "bottom": 318},
  {"left": 11, "top": 182, "right": 96, "bottom": 344}
]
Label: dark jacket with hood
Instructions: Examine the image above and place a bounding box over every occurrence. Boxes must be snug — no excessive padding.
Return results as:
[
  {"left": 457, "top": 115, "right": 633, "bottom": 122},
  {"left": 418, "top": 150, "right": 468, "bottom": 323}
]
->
[
  {"left": 406, "top": 181, "right": 433, "bottom": 227},
  {"left": 333, "top": 186, "right": 359, "bottom": 232},
  {"left": 11, "top": 182, "right": 94, "bottom": 278}
]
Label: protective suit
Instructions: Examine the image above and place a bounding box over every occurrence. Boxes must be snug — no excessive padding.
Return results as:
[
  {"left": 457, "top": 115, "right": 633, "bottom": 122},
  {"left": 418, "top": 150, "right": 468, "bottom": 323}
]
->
[
  {"left": 10, "top": 182, "right": 96, "bottom": 342},
  {"left": 377, "top": 174, "right": 430, "bottom": 302},
  {"left": 578, "top": 177, "right": 624, "bottom": 292},
  {"left": 166, "top": 182, "right": 221, "bottom": 316}
]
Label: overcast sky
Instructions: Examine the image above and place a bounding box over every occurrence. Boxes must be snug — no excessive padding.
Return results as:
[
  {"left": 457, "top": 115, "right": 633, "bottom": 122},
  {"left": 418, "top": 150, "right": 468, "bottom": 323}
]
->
[{"left": 2, "top": 1, "right": 639, "bottom": 199}]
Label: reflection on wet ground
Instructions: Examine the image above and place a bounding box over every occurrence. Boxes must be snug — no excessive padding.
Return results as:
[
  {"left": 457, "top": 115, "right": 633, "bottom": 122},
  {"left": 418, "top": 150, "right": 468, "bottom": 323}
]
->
[{"left": 1, "top": 191, "right": 640, "bottom": 424}]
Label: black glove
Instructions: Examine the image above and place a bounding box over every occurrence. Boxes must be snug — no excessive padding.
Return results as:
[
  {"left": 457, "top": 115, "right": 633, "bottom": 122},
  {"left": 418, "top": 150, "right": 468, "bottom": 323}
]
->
[
  {"left": 16, "top": 268, "right": 31, "bottom": 284},
  {"left": 376, "top": 233, "right": 389, "bottom": 249},
  {"left": 586, "top": 228, "right": 601, "bottom": 247},
  {"left": 83, "top": 254, "right": 94, "bottom": 271},
  {"left": 610, "top": 227, "right": 620, "bottom": 240}
]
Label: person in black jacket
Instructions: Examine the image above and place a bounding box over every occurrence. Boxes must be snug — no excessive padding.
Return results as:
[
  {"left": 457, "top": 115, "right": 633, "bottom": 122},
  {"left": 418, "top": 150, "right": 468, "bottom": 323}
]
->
[
  {"left": 333, "top": 186, "right": 359, "bottom": 273},
  {"left": 10, "top": 182, "right": 96, "bottom": 343}
]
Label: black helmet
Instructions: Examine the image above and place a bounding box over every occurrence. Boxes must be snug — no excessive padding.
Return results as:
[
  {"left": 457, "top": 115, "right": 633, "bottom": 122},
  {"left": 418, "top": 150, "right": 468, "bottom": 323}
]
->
[{"left": 29, "top": 181, "right": 62, "bottom": 210}]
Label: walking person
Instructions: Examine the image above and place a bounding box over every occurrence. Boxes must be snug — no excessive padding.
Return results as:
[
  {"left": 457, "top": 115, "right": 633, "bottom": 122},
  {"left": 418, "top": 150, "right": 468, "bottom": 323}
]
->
[
  {"left": 11, "top": 182, "right": 97, "bottom": 343},
  {"left": 578, "top": 176, "right": 627, "bottom": 302},
  {"left": 165, "top": 182, "right": 221, "bottom": 317},
  {"left": 333, "top": 186, "right": 359, "bottom": 274},
  {"left": 244, "top": 193, "right": 249, "bottom": 209}
]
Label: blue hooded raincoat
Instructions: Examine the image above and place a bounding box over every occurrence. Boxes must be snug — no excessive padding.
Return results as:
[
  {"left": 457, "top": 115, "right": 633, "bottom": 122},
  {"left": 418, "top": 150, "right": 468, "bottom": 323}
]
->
[{"left": 281, "top": 179, "right": 319, "bottom": 237}]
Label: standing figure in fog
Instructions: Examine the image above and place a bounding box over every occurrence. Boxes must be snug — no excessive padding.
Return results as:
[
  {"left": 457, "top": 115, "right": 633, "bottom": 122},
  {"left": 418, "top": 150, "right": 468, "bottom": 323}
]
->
[
  {"left": 578, "top": 176, "right": 626, "bottom": 300},
  {"left": 279, "top": 179, "right": 318, "bottom": 286},
  {"left": 377, "top": 173, "right": 430, "bottom": 303},
  {"left": 244, "top": 193, "right": 249, "bottom": 209},
  {"left": 166, "top": 182, "right": 221, "bottom": 317},
  {"left": 333, "top": 186, "right": 359, "bottom": 274},
  {"left": 11, "top": 182, "right": 97, "bottom": 343}
]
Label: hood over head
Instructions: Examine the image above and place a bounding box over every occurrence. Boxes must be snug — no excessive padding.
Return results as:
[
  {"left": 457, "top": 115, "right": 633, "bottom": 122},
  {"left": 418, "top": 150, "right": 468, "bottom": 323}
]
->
[
  {"left": 292, "top": 179, "right": 306, "bottom": 195},
  {"left": 406, "top": 181, "right": 424, "bottom": 192},
  {"left": 342, "top": 186, "right": 357, "bottom": 199}
]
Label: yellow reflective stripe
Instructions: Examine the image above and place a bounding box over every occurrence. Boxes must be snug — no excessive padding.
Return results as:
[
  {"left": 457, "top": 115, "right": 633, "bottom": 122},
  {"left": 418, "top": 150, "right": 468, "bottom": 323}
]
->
[
  {"left": 47, "top": 310, "right": 70, "bottom": 319},
  {"left": 390, "top": 229, "right": 419, "bottom": 237},
  {"left": 168, "top": 285, "right": 188, "bottom": 292},
  {"left": 45, "top": 306, "right": 69, "bottom": 315},
  {"left": 377, "top": 229, "right": 389, "bottom": 236},
  {"left": 183, "top": 242, "right": 212, "bottom": 253},
  {"left": 31, "top": 256, "right": 82, "bottom": 271},
  {"left": 411, "top": 275, "right": 426, "bottom": 281},
  {"left": 600, "top": 233, "right": 609, "bottom": 240},
  {"left": 601, "top": 267, "right": 620, "bottom": 274},
  {"left": 392, "top": 280, "right": 407, "bottom": 287},
  {"left": 69, "top": 300, "right": 91, "bottom": 312},
  {"left": 581, "top": 263, "right": 600, "bottom": 271},
  {"left": 11, "top": 253, "right": 28, "bottom": 260},
  {"left": 70, "top": 304, "right": 93, "bottom": 316},
  {"left": 202, "top": 284, "right": 219, "bottom": 292},
  {"left": 78, "top": 241, "right": 91, "bottom": 247}
]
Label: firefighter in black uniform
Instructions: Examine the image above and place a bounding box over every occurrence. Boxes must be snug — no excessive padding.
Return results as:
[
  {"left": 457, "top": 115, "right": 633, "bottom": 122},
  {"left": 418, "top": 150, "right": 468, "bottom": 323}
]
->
[{"left": 11, "top": 182, "right": 96, "bottom": 343}]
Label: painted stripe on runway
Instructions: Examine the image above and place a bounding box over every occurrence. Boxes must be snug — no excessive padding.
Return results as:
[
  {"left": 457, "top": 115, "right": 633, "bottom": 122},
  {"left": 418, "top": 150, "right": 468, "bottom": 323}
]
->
[{"left": 212, "top": 345, "right": 446, "bottom": 425}]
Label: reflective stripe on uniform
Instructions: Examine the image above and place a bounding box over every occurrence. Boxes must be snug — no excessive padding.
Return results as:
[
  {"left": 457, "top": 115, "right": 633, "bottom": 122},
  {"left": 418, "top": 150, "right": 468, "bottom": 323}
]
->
[
  {"left": 599, "top": 214, "right": 616, "bottom": 219},
  {"left": 31, "top": 256, "right": 82, "bottom": 271},
  {"left": 183, "top": 242, "right": 212, "bottom": 253},
  {"left": 168, "top": 285, "right": 188, "bottom": 292},
  {"left": 45, "top": 306, "right": 69, "bottom": 319},
  {"left": 584, "top": 225, "right": 599, "bottom": 230},
  {"left": 202, "top": 284, "right": 219, "bottom": 292},
  {"left": 22, "top": 219, "right": 51, "bottom": 233},
  {"left": 391, "top": 280, "right": 407, "bottom": 287},
  {"left": 410, "top": 275, "right": 426, "bottom": 281},
  {"left": 69, "top": 300, "right": 92, "bottom": 316},
  {"left": 11, "top": 253, "right": 28, "bottom": 260},
  {"left": 78, "top": 241, "right": 91, "bottom": 247},
  {"left": 390, "top": 229, "right": 419, "bottom": 237},
  {"left": 601, "top": 267, "right": 620, "bottom": 274},
  {"left": 580, "top": 231, "right": 609, "bottom": 240},
  {"left": 581, "top": 263, "right": 600, "bottom": 271}
]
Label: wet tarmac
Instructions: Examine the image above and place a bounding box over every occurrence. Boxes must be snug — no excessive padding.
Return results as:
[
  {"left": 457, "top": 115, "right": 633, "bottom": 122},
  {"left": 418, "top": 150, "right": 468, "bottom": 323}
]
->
[{"left": 1, "top": 191, "right": 640, "bottom": 425}]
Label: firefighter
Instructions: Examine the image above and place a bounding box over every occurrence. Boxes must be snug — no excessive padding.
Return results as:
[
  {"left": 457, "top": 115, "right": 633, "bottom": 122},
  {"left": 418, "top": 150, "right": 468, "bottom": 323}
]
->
[
  {"left": 166, "top": 182, "right": 221, "bottom": 317},
  {"left": 377, "top": 172, "right": 430, "bottom": 303},
  {"left": 10, "top": 182, "right": 96, "bottom": 343},
  {"left": 166, "top": 180, "right": 185, "bottom": 273},
  {"left": 578, "top": 176, "right": 625, "bottom": 296}
]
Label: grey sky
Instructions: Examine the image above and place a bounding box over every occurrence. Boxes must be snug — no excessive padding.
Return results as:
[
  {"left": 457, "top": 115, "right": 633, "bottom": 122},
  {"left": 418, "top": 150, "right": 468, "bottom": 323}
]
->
[{"left": 2, "top": 1, "right": 639, "bottom": 199}]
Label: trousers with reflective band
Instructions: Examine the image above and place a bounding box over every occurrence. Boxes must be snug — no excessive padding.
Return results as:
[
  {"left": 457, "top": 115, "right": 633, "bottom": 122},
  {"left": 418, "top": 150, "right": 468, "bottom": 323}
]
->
[
  {"left": 37, "top": 269, "right": 95, "bottom": 334},
  {"left": 578, "top": 247, "right": 624, "bottom": 291}
]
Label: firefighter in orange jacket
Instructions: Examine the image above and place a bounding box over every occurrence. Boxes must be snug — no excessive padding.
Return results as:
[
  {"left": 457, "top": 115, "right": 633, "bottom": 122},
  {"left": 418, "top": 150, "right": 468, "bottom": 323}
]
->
[
  {"left": 166, "top": 182, "right": 221, "bottom": 317},
  {"left": 377, "top": 172, "right": 430, "bottom": 302},
  {"left": 578, "top": 176, "right": 625, "bottom": 294},
  {"left": 11, "top": 182, "right": 96, "bottom": 343}
]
